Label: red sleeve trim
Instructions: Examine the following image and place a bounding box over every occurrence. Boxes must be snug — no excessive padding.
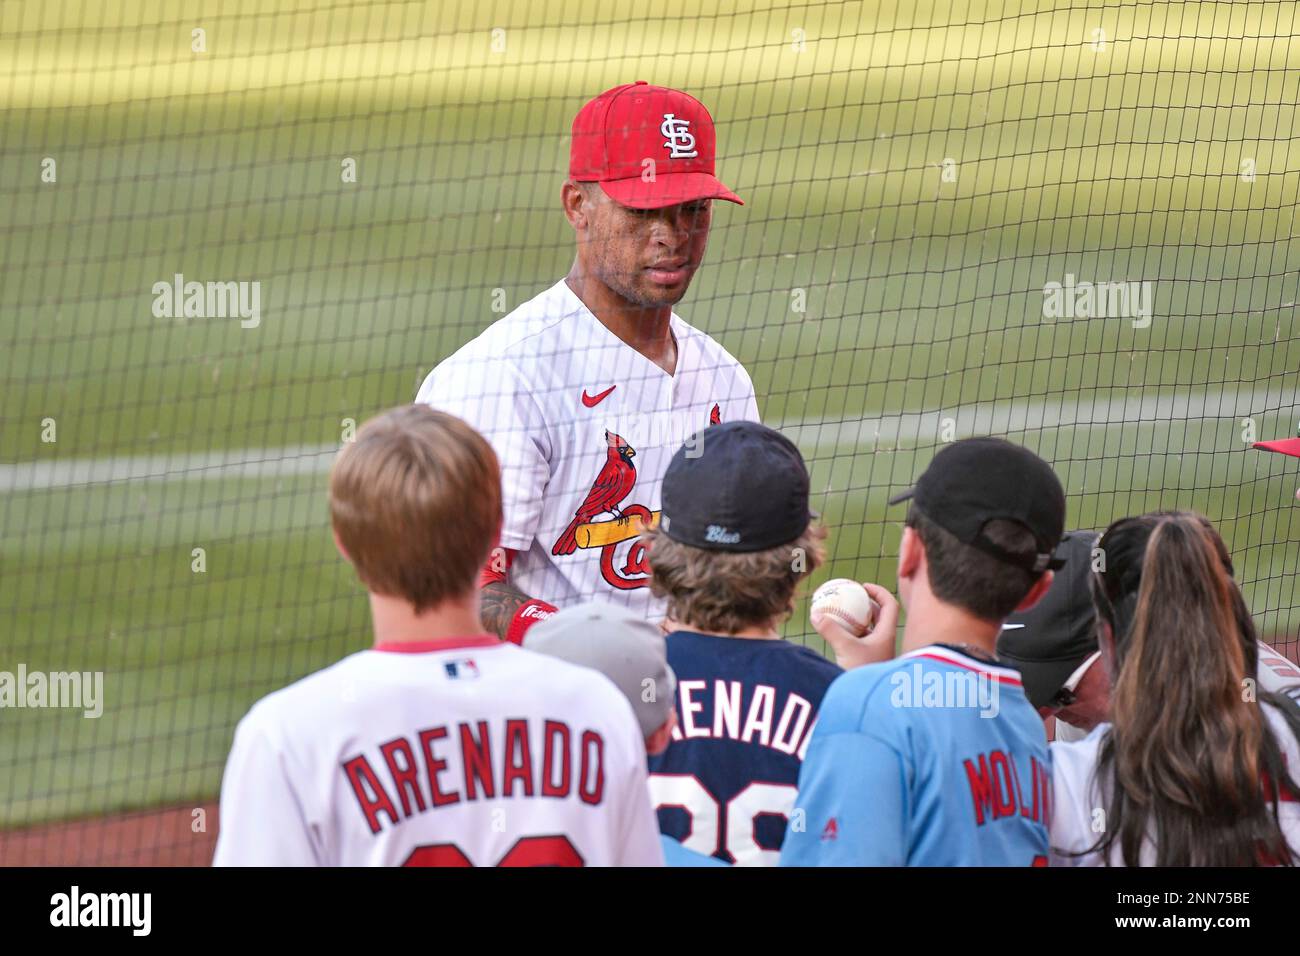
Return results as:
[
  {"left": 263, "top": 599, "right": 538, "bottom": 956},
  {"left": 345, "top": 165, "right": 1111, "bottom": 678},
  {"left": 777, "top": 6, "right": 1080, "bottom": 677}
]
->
[{"left": 478, "top": 546, "right": 516, "bottom": 588}]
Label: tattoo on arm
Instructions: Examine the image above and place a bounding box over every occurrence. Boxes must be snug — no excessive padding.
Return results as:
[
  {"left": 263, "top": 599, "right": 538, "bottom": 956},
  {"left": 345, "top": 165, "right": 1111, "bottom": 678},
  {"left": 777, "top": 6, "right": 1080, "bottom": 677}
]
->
[{"left": 480, "top": 580, "right": 534, "bottom": 640}]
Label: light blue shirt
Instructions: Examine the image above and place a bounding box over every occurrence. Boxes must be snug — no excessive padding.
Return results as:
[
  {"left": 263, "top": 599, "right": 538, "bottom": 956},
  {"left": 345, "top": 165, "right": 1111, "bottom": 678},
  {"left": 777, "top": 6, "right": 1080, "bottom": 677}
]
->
[
  {"left": 780, "top": 645, "right": 1051, "bottom": 867},
  {"left": 661, "top": 834, "right": 729, "bottom": 867}
]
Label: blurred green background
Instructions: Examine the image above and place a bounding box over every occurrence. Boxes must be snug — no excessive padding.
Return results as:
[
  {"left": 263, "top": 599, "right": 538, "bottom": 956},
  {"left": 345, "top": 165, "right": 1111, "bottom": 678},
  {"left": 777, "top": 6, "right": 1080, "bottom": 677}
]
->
[{"left": 2, "top": 0, "right": 1299, "bottom": 829}]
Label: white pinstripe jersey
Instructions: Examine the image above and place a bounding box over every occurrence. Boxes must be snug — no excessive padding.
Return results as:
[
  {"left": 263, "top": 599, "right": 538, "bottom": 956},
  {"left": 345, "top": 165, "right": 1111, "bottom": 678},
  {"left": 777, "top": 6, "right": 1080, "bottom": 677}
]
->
[{"left": 416, "top": 279, "right": 759, "bottom": 623}]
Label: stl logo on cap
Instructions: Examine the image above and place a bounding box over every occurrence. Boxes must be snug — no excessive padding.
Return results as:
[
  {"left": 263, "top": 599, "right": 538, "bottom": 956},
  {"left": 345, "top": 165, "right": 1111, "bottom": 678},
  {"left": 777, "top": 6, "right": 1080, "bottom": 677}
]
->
[
  {"left": 661, "top": 113, "right": 698, "bottom": 158},
  {"left": 570, "top": 81, "right": 743, "bottom": 209}
]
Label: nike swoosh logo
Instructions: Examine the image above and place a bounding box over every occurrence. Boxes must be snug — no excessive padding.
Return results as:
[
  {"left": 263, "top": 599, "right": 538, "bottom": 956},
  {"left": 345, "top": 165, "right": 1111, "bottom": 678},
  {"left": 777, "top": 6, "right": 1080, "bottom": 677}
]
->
[
  {"left": 1000, "top": 624, "right": 1026, "bottom": 630},
  {"left": 582, "top": 385, "right": 616, "bottom": 407}
]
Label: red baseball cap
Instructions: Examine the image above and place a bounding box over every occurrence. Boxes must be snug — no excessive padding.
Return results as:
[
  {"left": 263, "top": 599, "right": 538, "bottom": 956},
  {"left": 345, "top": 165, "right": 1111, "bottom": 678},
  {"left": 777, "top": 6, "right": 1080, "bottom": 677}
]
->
[
  {"left": 1255, "top": 438, "right": 1300, "bottom": 458},
  {"left": 569, "top": 81, "right": 743, "bottom": 209}
]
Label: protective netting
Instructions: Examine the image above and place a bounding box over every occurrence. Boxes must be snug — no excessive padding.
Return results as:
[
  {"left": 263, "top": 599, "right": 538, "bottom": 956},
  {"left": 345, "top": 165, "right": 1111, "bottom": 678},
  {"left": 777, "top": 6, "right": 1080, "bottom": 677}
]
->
[{"left": 1, "top": 0, "right": 1297, "bottom": 862}]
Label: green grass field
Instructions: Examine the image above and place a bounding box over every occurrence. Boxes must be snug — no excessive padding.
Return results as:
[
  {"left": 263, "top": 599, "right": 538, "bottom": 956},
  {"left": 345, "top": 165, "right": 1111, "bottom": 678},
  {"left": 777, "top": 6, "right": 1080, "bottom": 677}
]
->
[{"left": 3, "top": 0, "right": 1300, "bottom": 829}]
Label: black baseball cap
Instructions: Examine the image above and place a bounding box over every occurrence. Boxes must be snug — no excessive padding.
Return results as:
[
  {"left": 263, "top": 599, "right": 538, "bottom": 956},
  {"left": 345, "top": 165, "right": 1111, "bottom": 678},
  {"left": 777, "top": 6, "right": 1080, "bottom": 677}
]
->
[
  {"left": 888, "top": 437, "right": 1067, "bottom": 573},
  {"left": 659, "top": 420, "right": 813, "bottom": 552},
  {"left": 996, "top": 530, "right": 1101, "bottom": 709}
]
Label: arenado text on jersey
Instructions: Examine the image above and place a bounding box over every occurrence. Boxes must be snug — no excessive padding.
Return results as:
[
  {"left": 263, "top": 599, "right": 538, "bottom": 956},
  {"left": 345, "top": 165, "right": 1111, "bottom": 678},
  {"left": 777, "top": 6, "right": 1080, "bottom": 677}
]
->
[{"left": 343, "top": 717, "right": 607, "bottom": 833}]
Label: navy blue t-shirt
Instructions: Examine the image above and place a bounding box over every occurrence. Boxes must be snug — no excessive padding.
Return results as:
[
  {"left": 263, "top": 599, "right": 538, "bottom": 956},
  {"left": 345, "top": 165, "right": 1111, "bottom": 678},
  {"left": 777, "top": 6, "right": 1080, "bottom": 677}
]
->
[{"left": 647, "top": 631, "right": 842, "bottom": 865}]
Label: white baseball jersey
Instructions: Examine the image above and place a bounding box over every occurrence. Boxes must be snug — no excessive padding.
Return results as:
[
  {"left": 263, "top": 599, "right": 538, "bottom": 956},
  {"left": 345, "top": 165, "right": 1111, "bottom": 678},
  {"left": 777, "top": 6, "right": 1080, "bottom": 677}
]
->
[
  {"left": 213, "top": 637, "right": 664, "bottom": 867},
  {"left": 415, "top": 279, "right": 760, "bottom": 622},
  {"left": 1049, "top": 700, "right": 1300, "bottom": 866}
]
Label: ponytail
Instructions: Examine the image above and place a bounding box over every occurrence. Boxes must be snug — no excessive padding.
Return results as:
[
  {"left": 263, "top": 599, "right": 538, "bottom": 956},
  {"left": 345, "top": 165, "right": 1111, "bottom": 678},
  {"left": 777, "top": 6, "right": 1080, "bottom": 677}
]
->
[{"left": 1088, "top": 511, "right": 1299, "bottom": 866}]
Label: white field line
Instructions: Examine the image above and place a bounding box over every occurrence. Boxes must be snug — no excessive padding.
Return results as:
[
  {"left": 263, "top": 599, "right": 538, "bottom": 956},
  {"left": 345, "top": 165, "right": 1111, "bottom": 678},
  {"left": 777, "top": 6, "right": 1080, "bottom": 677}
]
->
[
  {"left": 1, "top": 387, "right": 1295, "bottom": 493},
  {"left": 0, "top": 444, "right": 339, "bottom": 492},
  {"left": 777, "top": 386, "right": 1298, "bottom": 454}
]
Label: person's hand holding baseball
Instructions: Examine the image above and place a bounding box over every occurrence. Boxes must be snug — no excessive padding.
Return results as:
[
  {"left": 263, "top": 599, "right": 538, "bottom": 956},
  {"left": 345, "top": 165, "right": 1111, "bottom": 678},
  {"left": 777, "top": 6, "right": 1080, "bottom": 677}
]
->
[{"left": 811, "top": 581, "right": 899, "bottom": 670}]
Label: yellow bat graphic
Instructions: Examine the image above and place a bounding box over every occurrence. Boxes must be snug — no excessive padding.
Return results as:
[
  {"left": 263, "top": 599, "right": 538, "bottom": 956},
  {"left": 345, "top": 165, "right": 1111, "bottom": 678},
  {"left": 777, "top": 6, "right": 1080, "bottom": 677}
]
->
[{"left": 574, "top": 510, "right": 661, "bottom": 549}]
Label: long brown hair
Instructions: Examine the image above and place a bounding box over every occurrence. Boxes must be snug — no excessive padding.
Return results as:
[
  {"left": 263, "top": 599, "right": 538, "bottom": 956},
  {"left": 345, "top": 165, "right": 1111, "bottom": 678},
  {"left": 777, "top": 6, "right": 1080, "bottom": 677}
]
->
[{"left": 1087, "top": 510, "right": 1300, "bottom": 866}]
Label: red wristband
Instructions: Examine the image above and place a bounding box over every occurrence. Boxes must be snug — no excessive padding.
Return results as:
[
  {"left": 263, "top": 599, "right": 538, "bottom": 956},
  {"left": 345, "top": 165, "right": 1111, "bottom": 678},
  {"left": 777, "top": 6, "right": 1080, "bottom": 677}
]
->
[{"left": 505, "top": 599, "right": 558, "bottom": 646}]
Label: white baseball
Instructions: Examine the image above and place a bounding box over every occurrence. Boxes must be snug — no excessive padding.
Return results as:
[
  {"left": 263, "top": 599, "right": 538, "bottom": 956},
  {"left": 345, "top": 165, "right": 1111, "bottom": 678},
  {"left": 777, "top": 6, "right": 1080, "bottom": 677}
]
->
[{"left": 811, "top": 578, "right": 880, "bottom": 637}]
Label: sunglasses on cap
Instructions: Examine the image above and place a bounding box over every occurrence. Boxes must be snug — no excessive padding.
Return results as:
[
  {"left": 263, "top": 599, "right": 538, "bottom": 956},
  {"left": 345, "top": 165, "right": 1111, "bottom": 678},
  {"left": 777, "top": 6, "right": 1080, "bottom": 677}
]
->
[{"left": 1046, "top": 650, "right": 1103, "bottom": 711}]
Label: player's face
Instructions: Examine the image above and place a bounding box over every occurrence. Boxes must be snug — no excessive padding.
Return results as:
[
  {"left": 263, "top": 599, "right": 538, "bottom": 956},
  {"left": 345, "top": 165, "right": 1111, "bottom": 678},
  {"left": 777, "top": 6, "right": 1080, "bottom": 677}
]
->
[{"left": 582, "top": 190, "right": 713, "bottom": 308}]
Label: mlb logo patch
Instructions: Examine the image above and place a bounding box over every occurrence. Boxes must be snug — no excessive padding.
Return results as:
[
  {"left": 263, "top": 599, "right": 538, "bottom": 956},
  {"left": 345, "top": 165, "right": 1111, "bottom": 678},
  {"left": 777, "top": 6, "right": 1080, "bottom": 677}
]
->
[{"left": 444, "top": 658, "right": 480, "bottom": 680}]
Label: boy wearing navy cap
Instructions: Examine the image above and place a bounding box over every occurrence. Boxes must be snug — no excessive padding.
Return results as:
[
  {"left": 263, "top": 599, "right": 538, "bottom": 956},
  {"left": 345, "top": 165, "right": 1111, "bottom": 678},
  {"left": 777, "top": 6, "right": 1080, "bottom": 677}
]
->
[{"left": 641, "top": 420, "right": 842, "bottom": 866}]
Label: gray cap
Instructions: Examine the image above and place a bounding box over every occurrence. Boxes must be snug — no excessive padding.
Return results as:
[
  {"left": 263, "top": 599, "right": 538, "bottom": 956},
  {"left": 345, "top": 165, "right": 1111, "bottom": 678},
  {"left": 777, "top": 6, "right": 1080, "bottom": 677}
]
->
[{"left": 523, "top": 602, "right": 677, "bottom": 738}]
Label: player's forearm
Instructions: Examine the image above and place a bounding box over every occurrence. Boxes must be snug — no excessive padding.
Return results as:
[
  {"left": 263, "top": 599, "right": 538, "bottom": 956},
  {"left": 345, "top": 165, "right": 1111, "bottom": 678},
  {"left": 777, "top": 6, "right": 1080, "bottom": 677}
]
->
[
  {"left": 480, "top": 580, "right": 535, "bottom": 640},
  {"left": 478, "top": 547, "right": 557, "bottom": 643}
]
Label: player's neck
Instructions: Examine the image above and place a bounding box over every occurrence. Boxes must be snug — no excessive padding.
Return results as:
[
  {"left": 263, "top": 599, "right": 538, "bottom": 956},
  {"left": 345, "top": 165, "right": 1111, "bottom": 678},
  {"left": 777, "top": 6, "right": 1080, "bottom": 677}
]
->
[
  {"left": 368, "top": 591, "right": 487, "bottom": 646},
  {"left": 564, "top": 271, "right": 677, "bottom": 374},
  {"left": 899, "top": 587, "right": 1001, "bottom": 658}
]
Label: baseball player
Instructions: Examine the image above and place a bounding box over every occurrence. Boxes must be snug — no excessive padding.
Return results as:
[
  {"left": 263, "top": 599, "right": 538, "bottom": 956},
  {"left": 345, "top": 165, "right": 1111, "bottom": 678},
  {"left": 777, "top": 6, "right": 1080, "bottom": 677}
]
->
[
  {"left": 416, "top": 82, "right": 758, "bottom": 643},
  {"left": 213, "top": 405, "right": 663, "bottom": 866},
  {"left": 1254, "top": 431, "right": 1300, "bottom": 484},
  {"left": 780, "top": 438, "right": 1066, "bottom": 866},
  {"left": 1256, "top": 433, "right": 1300, "bottom": 667}
]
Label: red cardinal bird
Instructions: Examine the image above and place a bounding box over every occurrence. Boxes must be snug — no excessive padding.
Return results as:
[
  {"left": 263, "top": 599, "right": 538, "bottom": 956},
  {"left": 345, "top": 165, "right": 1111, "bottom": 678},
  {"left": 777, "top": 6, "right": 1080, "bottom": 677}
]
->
[
  {"left": 710, "top": 403, "right": 722, "bottom": 426},
  {"left": 551, "top": 430, "right": 638, "bottom": 556}
]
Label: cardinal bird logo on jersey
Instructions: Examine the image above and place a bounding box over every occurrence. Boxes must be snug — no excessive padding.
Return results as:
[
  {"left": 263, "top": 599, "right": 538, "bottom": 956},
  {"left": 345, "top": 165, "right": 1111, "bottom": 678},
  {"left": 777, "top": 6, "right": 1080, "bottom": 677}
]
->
[
  {"left": 550, "top": 407, "right": 723, "bottom": 591},
  {"left": 551, "top": 430, "right": 639, "bottom": 557}
]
